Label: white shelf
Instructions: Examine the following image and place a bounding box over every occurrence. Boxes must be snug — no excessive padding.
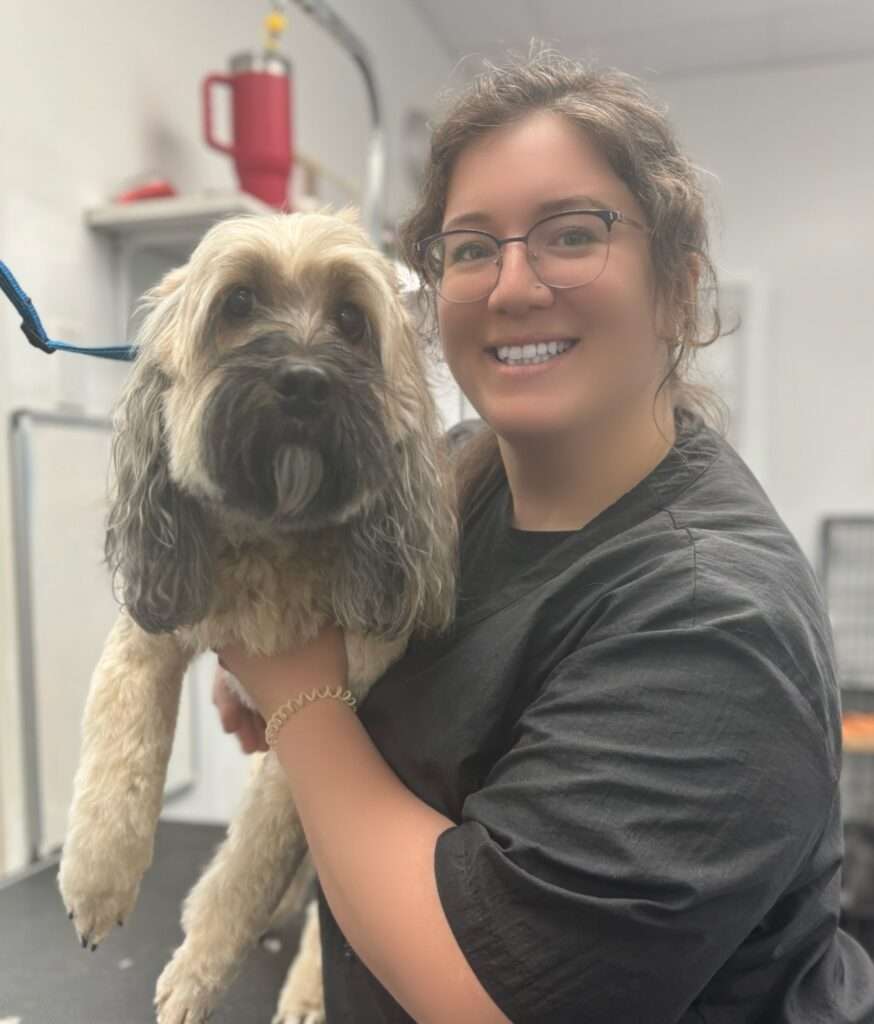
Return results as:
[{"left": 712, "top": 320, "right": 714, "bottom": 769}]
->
[
  {"left": 83, "top": 191, "right": 430, "bottom": 368},
  {"left": 85, "top": 191, "right": 277, "bottom": 240}
]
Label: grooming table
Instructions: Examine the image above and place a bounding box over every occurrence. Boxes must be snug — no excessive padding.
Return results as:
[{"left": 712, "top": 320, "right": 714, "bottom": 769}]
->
[{"left": 0, "top": 820, "right": 310, "bottom": 1023}]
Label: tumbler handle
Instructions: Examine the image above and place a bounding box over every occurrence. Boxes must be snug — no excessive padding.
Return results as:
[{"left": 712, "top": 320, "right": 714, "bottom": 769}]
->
[{"left": 202, "top": 73, "right": 236, "bottom": 156}]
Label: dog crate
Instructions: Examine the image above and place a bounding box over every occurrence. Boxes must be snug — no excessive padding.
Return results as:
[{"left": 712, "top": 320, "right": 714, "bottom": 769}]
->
[
  {"left": 819, "top": 516, "right": 874, "bottom": 823},
  {"left": 819, "top": 516, "right": 874, "bottom": 943}
]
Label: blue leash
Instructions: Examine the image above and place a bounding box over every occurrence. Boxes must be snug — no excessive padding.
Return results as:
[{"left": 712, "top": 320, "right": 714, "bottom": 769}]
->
[{"left": 0, "top": 259, "right": 137, "bottom": 362}]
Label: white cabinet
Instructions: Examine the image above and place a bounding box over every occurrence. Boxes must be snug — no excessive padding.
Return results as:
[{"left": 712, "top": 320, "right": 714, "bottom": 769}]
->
[{"left": 85, "top": 191, "right": 275, "bottom": 339}]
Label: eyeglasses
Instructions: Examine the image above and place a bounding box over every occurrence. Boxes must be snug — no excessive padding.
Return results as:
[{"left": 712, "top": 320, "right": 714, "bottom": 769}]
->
[{"left": 416, "top": 208, "right": 649, "bottom": 304}]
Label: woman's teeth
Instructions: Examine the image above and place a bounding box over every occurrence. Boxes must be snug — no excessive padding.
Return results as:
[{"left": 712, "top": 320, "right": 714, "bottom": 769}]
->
[{"left": 494, "top": 339, "right": 577, "bottom": 366}]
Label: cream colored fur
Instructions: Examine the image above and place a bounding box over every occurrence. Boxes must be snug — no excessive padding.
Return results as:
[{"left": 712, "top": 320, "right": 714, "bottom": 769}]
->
[{"left": 57, "top": 209, "right": 457, "bottom": 1023}]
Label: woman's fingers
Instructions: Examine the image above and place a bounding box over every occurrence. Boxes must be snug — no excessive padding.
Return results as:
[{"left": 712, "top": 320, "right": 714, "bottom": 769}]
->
[
  {"left": 237, "top": 713, "right": 269, "bottom": 754},
  {"left": 212, "top": 665, "right": 268, "bottom": 753},
  {"left": 212, "top": 667, "right": 246, "bottom": 733}
]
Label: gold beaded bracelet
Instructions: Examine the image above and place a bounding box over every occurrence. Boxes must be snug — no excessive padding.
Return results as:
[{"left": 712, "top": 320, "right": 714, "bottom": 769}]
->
[{"left": 265, "top": 686, "right": 358, "bottom": 749}]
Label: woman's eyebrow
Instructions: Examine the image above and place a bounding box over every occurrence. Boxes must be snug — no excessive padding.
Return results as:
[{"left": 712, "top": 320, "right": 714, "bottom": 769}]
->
[{"left": 443, "top": 194, "right": 613, "bottom": 231}]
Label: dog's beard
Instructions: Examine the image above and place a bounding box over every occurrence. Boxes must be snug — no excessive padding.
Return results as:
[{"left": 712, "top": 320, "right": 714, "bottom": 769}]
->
[{"left": 199, "top": 352, "right": 392, "bottom": 530}]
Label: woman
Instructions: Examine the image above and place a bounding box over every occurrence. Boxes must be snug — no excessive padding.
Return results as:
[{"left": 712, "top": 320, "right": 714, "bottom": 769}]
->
[{"left": 214, "top": 49, "right": 874, "bottom": 1022}]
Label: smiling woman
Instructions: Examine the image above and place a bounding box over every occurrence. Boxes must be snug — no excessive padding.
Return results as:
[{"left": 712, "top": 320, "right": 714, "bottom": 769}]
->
[
  {"left": 414, "top": 108, "right": 682, "bottom": 532},
  {"left": 213, "top": 46, "right": 874, "bottom": 1024}
]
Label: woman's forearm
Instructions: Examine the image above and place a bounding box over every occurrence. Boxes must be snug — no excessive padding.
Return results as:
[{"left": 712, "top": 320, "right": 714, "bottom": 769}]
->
[{"left": 271, "top": 697, "right": 510, "bottom": 1024}]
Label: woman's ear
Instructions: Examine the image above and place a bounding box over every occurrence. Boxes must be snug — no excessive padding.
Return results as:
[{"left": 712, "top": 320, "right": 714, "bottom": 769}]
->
[{"left": 654, "top": 250, "right": 700, "bottom": 348}]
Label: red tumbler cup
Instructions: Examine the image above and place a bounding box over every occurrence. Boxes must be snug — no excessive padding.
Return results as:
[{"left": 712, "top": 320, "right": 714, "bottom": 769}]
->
[{"left": 202, "top": 52, "right": 293, "bottom": 209}]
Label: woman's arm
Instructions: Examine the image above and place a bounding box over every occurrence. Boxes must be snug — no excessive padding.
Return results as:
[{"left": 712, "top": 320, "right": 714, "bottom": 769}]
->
[{"left": 217, "top": 629, "right": 511, "bottom": 1024}]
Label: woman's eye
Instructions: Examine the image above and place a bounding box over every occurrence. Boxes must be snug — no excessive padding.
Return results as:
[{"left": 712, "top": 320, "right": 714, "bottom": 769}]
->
[
  {"left": 336, "top": 301, "right": 368, "bottom": 342},
  {"left": 448, "top": 241, "right": 492, "bottom": 265},
  {"left": 224, "top": 286, "right": 255, "bottom": 319},
  {"left": 554, "top": 229, "right": 595, "bottom": 247}
]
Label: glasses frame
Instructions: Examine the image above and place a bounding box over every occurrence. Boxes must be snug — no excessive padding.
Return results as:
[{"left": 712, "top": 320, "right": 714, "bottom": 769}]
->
[{"left": 416, "top": 208, "right": 650, "bottom": 304}]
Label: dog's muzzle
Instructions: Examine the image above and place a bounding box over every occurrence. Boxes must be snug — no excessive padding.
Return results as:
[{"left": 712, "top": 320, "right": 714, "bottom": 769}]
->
[{"left": 201, "top": 334, "right": 389, "bottom": 528}]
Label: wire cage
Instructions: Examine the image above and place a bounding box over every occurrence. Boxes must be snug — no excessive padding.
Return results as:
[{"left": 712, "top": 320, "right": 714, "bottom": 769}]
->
[{"left": 819, "top": 517, "right": 874, "bottom": 826}]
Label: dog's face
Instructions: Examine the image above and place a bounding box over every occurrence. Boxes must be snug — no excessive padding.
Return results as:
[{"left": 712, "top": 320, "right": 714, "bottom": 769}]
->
[
  {"left": 144, "top": 209, "right": 423, "bottom": 532},
  {"left": 106, "top": 208, "right": 457, "bottom": 637}
]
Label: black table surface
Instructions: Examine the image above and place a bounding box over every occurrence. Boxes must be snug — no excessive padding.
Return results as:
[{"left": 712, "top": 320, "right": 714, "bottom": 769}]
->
[{"left": 0, "top": 819, "right": 310, "bottom": 1023}]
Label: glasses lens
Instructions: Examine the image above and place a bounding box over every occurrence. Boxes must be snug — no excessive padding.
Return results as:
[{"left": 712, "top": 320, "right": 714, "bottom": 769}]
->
[
  {"left": 424, "top": 232, "right": 500, "bottom": 302},
  {"left": 528, "top": 212, "right": 610, "bottom": 289}
]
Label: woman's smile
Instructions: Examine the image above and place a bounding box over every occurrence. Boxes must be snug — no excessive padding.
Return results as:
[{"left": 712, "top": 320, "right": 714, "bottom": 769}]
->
[{"left": 485, "top": 337, "right": 581, "bottom": 376}]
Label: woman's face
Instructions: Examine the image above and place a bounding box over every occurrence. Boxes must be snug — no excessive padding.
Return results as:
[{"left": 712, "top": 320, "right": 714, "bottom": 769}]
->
[{"left": 437, "top": 110, "right": 668, "bottom": 444}]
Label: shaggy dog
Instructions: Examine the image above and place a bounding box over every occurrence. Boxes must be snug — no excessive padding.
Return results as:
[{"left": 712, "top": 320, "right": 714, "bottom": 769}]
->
[{"left": 57, "top": 209, "right": 458, "bottom": 1023}]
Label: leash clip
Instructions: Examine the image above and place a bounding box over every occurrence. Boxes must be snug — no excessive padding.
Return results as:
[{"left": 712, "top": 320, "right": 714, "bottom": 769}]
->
[
  {"left": 21, "top": 317, "right": 55, "bottom": 355},
  {"left": 2, "top": 258, "right": 137, "bottom": 361}
]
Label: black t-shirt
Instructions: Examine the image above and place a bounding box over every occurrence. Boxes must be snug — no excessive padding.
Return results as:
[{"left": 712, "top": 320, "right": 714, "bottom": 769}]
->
[{"left": 318, "top": 407, "right": 874, "bottom": 1023}]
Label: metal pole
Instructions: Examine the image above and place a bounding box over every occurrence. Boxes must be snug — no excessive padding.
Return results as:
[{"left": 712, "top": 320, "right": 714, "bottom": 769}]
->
[{"left": 289, "top": 0, "right": 386, "bottom": 246}]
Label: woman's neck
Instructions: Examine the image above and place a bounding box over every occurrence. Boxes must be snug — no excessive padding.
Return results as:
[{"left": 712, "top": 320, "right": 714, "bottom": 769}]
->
[{"left": 498, "top": 399, "right": 678, "bottom": 532}]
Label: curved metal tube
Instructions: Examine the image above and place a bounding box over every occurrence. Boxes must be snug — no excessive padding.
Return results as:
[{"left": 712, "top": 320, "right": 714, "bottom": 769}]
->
[{"left": 289, "top": 0, "right": 386, "bottom": 246}]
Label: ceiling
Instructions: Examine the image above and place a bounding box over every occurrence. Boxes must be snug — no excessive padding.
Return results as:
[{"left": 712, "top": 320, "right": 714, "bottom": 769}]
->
[{"left": 407, "top": 0, "right": 874, "bottom": 80}]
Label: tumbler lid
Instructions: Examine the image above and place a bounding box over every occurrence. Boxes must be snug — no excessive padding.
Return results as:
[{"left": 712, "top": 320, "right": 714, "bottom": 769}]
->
[{"left": 229, "top": 51, "right": 290, "bottom": 75}]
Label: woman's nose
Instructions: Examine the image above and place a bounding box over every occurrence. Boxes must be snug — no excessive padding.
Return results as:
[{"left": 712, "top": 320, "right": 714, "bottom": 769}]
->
[{"left": 487, "top": 241, "right": 553, "bottom": 314}]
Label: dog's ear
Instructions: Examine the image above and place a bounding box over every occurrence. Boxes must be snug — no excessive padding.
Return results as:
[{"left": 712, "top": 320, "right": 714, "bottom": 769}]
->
[
  {"left": 333, "top": 428, "right": 458, "bottom": 643},
  {"left": 332, "top": 297, "right": 459, "bottom": 642},
  {"left": 105, "top": 352, "right": 216, "bottom": 635}
]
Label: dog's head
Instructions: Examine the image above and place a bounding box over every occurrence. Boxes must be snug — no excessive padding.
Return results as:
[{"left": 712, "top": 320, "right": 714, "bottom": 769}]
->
[{"left": 107, "top": 209, "right": 457, "bottom": 638}]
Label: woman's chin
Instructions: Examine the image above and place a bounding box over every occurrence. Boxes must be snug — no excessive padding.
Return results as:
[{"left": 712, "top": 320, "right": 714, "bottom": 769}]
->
[
  {"left": 489, "top": 413, "right": 578, "bottom": 446},
  {"left": 464, "top": 387, "right": 600, "bottom": 446}
]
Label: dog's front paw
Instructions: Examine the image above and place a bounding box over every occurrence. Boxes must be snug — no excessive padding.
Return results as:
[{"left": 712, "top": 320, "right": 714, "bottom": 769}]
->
[
  {"left": 276, "top": 1012, "right": 325, "bottom": 1024},
  {"left": 155, "top": 948, "right": 222, "bottom": 1024},
  {"left": 273, "top": 916, "right": 325, "bottom": 1024},
  {"left": 274, "top": 990, "right": 325, "bottom": 1024},
  {"left": 58, "top": 840, "right": 146, "bottom": 950}
]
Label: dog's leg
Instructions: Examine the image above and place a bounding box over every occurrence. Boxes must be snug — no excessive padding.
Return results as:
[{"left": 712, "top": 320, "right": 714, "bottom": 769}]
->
[
  {"left": 267, "top": 851, "right": 316, "bottom": 930},
  {"left": 154, "top": 749, "right": 308, "bottom": 1024},
  {"left": 267, "top": 635, "right": 406, "bottom": 1024},
  {"left": 155, "top": 633, "right": 407, "bottom": 1022},
  {"left": 274, "top": 898, "right": 325, "bottom": 1024},
  {"left": 58, "top": 611, "right": 190, "bottom": 949}
]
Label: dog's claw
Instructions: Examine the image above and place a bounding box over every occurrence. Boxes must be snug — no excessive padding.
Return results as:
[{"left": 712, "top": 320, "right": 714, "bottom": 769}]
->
[{"left": 58, "top": 839, "right": 145, "bottom": 951}]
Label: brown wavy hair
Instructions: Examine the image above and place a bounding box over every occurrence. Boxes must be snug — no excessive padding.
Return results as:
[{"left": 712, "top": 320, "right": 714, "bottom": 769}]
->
[{"left": 397, "top": 45, "right": 734, "bottom": 525}]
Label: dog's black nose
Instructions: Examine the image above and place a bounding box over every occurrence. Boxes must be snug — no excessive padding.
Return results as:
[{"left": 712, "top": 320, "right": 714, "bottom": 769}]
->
[{"left": 275, "top": 365, "right": 331, "bottom": 416}]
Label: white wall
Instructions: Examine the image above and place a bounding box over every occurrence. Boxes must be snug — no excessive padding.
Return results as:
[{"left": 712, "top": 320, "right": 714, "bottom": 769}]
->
[
  {"left": 0, "top": 0, "right": 453, "bottom": 874},
  {"left": 2, "top": 7, "right": 872, "bottom": 874},
  {"left": 651, "top": 57, "right": 874, "bottom": 559}
]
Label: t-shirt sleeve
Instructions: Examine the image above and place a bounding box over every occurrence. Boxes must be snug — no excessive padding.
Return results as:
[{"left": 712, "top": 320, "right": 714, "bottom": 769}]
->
[{"left": 434, "top": 625, "right": 837, "bottom": 1023}]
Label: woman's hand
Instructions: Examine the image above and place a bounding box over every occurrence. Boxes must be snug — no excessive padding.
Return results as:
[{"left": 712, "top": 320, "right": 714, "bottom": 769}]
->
[
  {"left": 212, "top": 668, "right": 269, "bottom": 754},
  {"left": 215, "top": 624, "right": 348, "bottom": 723}
]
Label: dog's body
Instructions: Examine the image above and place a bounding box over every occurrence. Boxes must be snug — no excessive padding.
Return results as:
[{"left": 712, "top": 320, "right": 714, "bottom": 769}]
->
[{"left": 57, "top": 210, "right": 457, "bottom": 1023}]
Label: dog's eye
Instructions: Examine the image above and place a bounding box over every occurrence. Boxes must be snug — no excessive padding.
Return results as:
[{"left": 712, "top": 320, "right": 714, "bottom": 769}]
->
[
  {"left": 336, "top": 302, "right": 368, "bottom": 343},
  {"left": 224, "top": 287, "right": 255, "bottom": 319}
]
